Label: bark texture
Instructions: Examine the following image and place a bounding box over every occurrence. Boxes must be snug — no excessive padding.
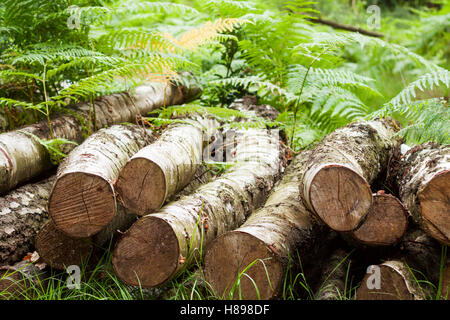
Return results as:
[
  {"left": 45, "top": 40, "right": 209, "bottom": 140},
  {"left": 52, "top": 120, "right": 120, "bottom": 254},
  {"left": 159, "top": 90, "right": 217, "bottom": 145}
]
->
[
  {"left": 48, "top": 124, "right": 154, "bottom": 238},
  {"left": 116, "top": 116, "right": 219, "bottom": 215},
  {"left": 343, "top": 193, "right": 408, "bottom": 247},
  {"left": 0, "top": 82, "right": 200, "bottom": 195},
  {"left": 203, "top": 151, "right": 330, "bottom": 300},
  {"left": 396, "top": 143, "right": 449, "bottom": 245},
  {"left": 0, "top": 176, "right": 54, "bottom": 265},
  {"left": 314, "top": 248, "right": 353, "bottom": 300},
  {"left": 112, "top": 125, "right": 285, "bottom": 288},
  {"left": 299, "top": 118, "right": 401, "bottom": 232}
]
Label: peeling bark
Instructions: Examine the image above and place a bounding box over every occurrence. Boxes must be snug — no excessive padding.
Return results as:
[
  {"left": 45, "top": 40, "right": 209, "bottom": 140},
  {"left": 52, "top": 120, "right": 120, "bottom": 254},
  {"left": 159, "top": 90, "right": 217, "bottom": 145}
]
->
[
  {"left": 395, "top": 143, "right": 449, "bottom": 245},
  {"left": 48, "top": 124, "right": 154, "bottom": 238},
  {"left": 112, "top": 125, "right": 285, "bottom": 288},
  {"left": 0, "top": 176, "right": 54, "bottom": 265},
  {"left": 299, "top": 118, "right": 401, "bottom": 232},
  {"left": 116, "top": 116, "right": 219, "bottom": 215},
  {"left": 343, "top": 193, "right": 408, "bottom": 247},
  {"left": 0, "top": 82, "right": 200, "bottom": 195},
  {"left": 203, "top": 151, "right": 330, "bottom": 300}
]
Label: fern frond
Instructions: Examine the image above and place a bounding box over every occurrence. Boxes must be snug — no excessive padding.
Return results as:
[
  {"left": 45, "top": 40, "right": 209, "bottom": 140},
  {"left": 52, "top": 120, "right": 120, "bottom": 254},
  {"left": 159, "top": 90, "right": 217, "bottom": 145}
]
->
[
  {"left": 167, "top": 18, "right": 250, "bottom": 50},
  {"left": 115, "top": 1, "right": 199, "bottom": 16},
  {"left": 388, "top": 68, "right": 449, "bottom": 107}
]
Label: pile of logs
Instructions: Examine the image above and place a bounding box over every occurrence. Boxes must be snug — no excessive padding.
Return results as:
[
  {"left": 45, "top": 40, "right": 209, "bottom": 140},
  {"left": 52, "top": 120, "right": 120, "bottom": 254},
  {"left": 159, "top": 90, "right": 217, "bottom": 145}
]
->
[{"left": 0, "top": 89, "right": 448, "bottom": 300}]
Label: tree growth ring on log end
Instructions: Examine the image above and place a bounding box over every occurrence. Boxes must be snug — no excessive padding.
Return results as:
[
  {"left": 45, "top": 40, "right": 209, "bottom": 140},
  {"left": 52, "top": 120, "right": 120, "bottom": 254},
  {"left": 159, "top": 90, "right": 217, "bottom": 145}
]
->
[
  {"left": 115, "top": 157, "right": 167, "bottom": 216},
  {"left": 203, "top": 231, "right": 283, "bottom": 300},
  {"left": 418, "top": 170, "right": 450, "bottom": 245},
  {"left": 112, "top": 216, "right": 180, "bottom": 287},
  {"left": 49, "top": 172, "right": 115, "bottom": 238},
  {"left": 306, "top": 164, "right": 373, "bottom": 232}
]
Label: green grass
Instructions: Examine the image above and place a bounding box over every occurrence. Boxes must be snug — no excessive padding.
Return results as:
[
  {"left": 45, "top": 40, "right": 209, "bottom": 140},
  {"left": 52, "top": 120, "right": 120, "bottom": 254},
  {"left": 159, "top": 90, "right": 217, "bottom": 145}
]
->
[{"left": 1, "top": 241, "right": 448, "bottom": 300}]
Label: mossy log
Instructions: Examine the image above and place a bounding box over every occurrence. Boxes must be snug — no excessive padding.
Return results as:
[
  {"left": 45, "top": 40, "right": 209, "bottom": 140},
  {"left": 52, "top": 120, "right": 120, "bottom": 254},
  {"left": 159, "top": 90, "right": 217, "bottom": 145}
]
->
[
  {"left": 48, "top": 124, "right": 154, "bottom": 238},
  {"left": 299, "top": 118, "right": 401, "bottom": 232},
  {"left": 116, "top": 116, "right": 219, "bottom": 215},
  {"left": 0, "top": 82, "right": 200, "bottom": 195},
  {"left": 203, "top": 151, "right": 330, "bottom": 300},
  {"left": 395, "top": 143, "right": 449, "bottom": 245},
  {"left": 0, "top": 176, "right": 54, "bottom": 265},
  {"left": 112, "top": 125, "right": 285, "bottom": 288}
]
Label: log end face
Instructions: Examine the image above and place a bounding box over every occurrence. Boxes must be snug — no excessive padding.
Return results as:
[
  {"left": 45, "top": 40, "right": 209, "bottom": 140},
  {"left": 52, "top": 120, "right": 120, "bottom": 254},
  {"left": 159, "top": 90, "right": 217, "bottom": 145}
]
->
[
  {"left": 116, "top": 157, "right": 166, "bottom": 216},
  {"left": 112, "top": 216, "right": 179, "bottom": 287},
  {"left": 309, "top": 165, "right": 372, "bottom": 232},
  {"left": 418, "top": 170, "right": 450, "bottom": 245},
  {"left": 49, "top": 172, "right": 115, "bottom": 238},
  {"left": 352, "top": 194, "right": 408, "bottom": 246},
  {"left": 203, "top": 231, "right": 283, "bottom": 300},
  {"left": 35, "top": 220, "right": 93, "bottom": 270}
]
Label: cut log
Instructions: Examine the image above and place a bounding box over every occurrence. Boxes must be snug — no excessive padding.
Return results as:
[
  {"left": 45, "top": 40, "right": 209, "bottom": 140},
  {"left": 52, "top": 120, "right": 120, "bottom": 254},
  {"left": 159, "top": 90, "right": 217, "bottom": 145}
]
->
[
  {"left": 48, "top": 124, "right": 154, "bottom": 238},
  {"left": 395, "top": 143, "right": 449, "bottom": 245},
  {"left": 35, "top": 220, "right": 93, "bottom": 271},
  {"left": 36, "top": 203, "right": 136, "bottom": 270},
  {"left": 356, "top": 260, "right": 425, "bottom": 300},
  {"left": 0, "top": 261, "right": 47, "bottom": 299},
  {"left": 356, "top": 228, "right": 447, "bottom": 300},
  {"left": 37, "top": 162, "right": 216, "bottom": 271},
  {"left": 0, "top": 176, "right": 54, "bottom": 265},
  {"left": 116, "top": 116, "right": 219, "bottom": 215},
  {"left": 314, "top": 248, "right": 353, "bottom": 300},
  {"left": 203, "top": 151, "right": 330, "bottom": 299},
  {"left": 112, "top": 125, "right": 285, "bottom": 288},
  {"left": 343, "top": 193, "right": 408, "bottom": 247},
  {"left": 0, "top": 81, "right": 201, "bottom": 195},
  {"left": 299, "top": 118, "right": 401, "bottom": 232}
]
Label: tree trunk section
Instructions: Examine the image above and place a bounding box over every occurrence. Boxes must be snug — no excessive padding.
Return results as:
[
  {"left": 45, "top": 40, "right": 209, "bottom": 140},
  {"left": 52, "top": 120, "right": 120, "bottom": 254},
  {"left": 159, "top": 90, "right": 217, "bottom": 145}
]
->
[
  {"left": 112, "top": 126, "right": 285, "bottom": 288},
  {"left": 35, "top": 220, "right": 93, "bottom": 271},
  {"left": 0, "top": 82, "right": 200, "bottom": 195},
  {"left": 299, "top": 118, "right": 401, "bottom": 232},
  {"left": 396, "top": 143, "right": 449, "bottom": 245},
  {"left": 48, "top": 124, "right": 154, "bottom": 238},
  {"left": 314, "top": 248, "right": 353, "bottom": 300},
  {"left": 356, "top": 260, "right": 426, "bottom": 300},
  {"left": 356, "top": 228, "right": 447, "bottom": 300},
  {"left": 116, "top": 117, "right": 219, "bottom": 215},
  {"left": 36, "top": 203, "right": 136, "bottom": 270},
  {"left": 343, "top": 193, "right": 408, "bottom": 247},
  {"left": 0, "top": 176, "right": 54, "bottom": 265},
  {"left": 203, "top": 151, "right": 330, "bottom": 300}
]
